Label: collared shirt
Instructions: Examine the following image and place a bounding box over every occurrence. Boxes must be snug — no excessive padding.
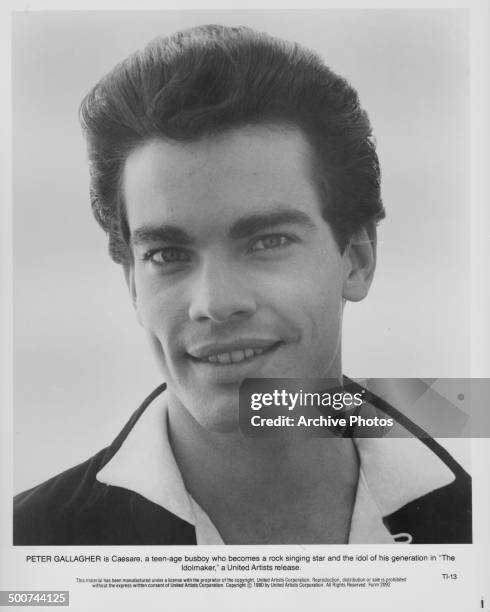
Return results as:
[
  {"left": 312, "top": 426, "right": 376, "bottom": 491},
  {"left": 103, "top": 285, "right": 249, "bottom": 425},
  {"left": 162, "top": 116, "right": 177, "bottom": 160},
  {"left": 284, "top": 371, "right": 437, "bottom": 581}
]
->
[{"left": 97, "top": 392, "right": 455, "bottom": 544}]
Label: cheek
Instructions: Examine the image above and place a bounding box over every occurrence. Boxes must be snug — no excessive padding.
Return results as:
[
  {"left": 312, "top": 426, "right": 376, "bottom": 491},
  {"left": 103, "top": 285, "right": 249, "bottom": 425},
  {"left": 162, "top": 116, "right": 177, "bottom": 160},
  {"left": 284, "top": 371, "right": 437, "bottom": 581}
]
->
[
  {"left": 278, "top": 270, "right": 343, "bottom": 327},
  {"left": 145, "top": 330, "right": 167, "bottom": 371},
  {"left": 140, "top": 295, "right": 186, "bottom": 380},
  {"left": 136, "top": 284, "right": 184, "bottom": 346}
]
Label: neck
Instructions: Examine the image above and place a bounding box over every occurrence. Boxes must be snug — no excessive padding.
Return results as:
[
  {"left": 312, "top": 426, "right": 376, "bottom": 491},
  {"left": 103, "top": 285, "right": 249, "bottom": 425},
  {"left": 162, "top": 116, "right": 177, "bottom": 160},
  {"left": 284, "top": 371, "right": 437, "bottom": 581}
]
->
[{"left": 167, "top": 386, "right": 359, "bottom": 543}]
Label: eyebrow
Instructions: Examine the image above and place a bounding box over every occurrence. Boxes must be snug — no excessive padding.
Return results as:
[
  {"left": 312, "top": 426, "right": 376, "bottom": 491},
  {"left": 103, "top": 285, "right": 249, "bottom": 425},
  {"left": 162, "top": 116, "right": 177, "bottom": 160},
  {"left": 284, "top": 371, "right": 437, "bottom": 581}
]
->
[
  {"left": 229, "top": 208, "right": 316, "bottom": 240},
  {"left": 130, "top": 206, "right": 316, "bottom": 248},
  {"left": 130, "top": 225, "right": 194, "bottom": 248}
]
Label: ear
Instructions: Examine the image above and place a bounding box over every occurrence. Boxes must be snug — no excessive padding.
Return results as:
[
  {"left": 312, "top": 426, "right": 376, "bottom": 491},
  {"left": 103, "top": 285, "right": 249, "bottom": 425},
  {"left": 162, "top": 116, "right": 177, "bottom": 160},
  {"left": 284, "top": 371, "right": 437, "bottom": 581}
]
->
[
  {"left": 342, "top": 224, "right": 377, "bottom": 302},
  {"left": 123, "top": 264, "right": 143, "bottom": 325}
]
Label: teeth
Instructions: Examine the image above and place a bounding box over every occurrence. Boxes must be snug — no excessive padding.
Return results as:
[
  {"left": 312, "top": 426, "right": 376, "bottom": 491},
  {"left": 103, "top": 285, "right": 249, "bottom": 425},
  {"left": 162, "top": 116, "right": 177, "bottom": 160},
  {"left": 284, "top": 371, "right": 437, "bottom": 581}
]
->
[
  {"left": 231, "top": 350, "right": 245, "bottom": 363},
  {"left": 217, "top": 352, "right": 232, "bottom": 365},
  {"left": 203, "top": 346, "right": 269, "bottom": 364}
]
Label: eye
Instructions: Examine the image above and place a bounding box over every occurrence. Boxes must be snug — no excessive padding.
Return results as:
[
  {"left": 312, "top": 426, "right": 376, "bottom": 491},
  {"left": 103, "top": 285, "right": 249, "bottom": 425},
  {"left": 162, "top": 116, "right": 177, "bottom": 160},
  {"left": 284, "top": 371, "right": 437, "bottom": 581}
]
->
[
  {"left": 248, "top": 234, "right": 292, "bottom": 253},
  {"left": 143, "top": 247, "right": 191, "bottom": 265}
]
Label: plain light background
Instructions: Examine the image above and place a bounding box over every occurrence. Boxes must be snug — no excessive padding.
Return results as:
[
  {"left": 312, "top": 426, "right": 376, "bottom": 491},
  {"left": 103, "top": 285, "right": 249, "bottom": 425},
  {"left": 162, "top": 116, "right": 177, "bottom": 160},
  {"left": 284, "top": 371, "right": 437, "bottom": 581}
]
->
[{"left": 13, "top": 9, "right": 469, "bottom": 492}]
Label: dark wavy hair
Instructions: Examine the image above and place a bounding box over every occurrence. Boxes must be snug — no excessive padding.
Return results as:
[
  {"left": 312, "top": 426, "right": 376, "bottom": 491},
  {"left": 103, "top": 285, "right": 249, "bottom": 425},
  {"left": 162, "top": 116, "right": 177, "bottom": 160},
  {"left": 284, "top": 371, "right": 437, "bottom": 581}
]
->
[{"left": 79, "top": 24, "right": 385, "bottom": 264}]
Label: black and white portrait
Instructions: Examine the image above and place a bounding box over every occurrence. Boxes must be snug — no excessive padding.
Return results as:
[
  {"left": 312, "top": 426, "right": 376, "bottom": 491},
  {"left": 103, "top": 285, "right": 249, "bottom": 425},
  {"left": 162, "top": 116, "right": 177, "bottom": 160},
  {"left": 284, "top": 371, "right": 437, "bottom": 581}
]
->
[{"left": 12, "top": 10, "right": 471, "bottom": 546}]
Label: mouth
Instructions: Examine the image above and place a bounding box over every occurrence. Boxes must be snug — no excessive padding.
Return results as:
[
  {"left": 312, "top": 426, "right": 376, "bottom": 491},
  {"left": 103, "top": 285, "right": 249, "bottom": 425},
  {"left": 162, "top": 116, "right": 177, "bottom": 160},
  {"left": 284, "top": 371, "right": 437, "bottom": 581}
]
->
[{"left": 187, "top": 340, "right": 282, "bottom": 366}]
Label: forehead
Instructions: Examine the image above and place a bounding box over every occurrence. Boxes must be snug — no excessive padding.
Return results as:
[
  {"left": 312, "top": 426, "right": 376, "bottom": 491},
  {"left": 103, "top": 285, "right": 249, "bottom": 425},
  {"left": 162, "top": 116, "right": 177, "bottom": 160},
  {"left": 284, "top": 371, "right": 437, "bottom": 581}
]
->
[{"left": 122, "top": 125, "right": 323, "bottom": 233}]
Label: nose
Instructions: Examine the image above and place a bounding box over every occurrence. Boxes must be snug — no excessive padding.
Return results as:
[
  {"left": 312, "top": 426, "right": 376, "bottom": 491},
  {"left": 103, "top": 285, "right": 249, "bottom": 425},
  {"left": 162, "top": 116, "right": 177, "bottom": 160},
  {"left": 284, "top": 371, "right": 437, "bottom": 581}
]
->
[{"left": 188, "top": 258, "right": 257, "bottom": 323}]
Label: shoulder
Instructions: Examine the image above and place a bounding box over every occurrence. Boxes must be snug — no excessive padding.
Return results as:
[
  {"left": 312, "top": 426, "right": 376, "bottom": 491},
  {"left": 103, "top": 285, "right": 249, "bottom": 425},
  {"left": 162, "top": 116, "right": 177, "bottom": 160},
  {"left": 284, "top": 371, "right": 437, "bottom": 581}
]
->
[
  {"left": 14, "top": 445, "right": 195, "bottom": 545},
  {"left": 346, "top": 377, "right": 473, "bottom": 544},
  {"left": 13, "top": 383, "right": 195, "bottom": 545},
  {"left": 14, "top": 448, "right": 108, "bottom": 544},
  {"left": 385, "top": 457, "right": 472, "bottom": 544},
  {"left": 386, "top": 478, "right": 472, "bottom": 544}
]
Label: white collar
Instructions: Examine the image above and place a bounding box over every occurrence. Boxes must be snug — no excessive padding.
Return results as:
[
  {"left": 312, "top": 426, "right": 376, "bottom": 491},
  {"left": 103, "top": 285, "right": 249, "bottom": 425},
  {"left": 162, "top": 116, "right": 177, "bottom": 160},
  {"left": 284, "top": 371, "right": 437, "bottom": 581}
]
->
[{"left": 97, "top": 392, "right": 455, "bottom": 544}]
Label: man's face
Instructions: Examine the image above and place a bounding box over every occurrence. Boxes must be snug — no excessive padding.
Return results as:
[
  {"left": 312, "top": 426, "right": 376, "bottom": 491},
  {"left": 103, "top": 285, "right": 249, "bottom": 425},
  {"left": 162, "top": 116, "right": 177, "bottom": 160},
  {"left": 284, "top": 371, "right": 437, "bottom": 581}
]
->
[{"left": 123, "top": 126, "right": 363, "bottom": 432}]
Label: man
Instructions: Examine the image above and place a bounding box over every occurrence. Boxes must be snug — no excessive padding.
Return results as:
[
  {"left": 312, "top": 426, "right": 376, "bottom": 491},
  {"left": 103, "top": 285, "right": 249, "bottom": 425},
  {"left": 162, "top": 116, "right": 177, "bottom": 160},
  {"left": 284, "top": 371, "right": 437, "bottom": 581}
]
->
[{"left": 14, "top": 24, "right": 471, "bottom": 545}]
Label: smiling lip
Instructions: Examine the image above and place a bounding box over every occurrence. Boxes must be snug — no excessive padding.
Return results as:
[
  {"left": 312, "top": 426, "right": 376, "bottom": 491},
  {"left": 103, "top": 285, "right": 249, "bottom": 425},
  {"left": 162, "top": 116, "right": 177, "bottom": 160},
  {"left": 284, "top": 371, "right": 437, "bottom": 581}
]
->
[{"left": 188, "top": 339, "right": 281, "bottom": 366}]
